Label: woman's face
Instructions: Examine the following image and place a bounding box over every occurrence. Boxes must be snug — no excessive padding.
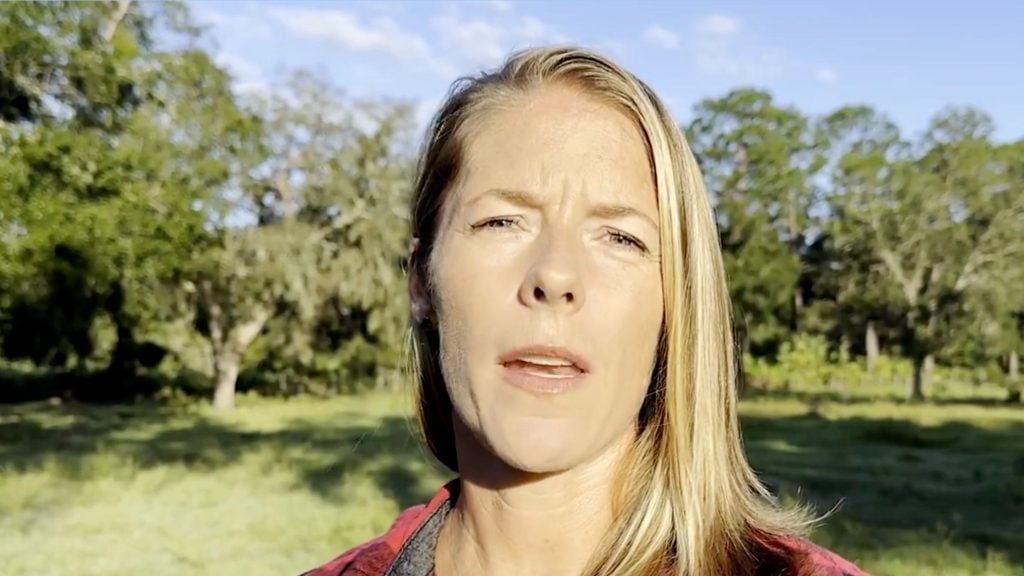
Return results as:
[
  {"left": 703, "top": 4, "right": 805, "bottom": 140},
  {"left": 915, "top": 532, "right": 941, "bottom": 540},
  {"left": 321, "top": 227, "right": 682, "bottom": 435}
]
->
[{"left": 425, "top": 85, "right": 664, "bottom": 474}]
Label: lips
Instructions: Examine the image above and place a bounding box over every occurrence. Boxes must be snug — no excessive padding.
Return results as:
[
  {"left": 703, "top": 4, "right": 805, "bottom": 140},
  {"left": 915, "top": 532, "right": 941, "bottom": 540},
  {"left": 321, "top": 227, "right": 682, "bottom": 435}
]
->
[
  {"left": 498, "top": 345, "right": 591, "bottom": 375},
  {"left": 502, "top": 359, "right": 583, "bottom": 377},
  {"left": 499, "top": 345, "right": 590, "bottom": 394}
]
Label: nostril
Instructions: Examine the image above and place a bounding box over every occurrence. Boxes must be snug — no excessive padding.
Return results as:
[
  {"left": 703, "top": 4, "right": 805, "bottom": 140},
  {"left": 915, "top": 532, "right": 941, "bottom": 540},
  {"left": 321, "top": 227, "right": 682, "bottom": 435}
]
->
[
  {"left": 534, "top": 286, "right": 545, "bottom": 301},
  {"left": 565, "top": 293, "right": 574, "bottom": 303}
]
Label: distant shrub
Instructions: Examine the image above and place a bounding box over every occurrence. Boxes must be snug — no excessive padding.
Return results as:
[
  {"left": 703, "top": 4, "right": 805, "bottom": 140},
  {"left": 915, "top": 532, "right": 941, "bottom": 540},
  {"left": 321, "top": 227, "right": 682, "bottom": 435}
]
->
[
  {"left": 745, "top": 334, "right": 848, "bottom": 391},
  {"left": 743, "top": 334, "right": 1011, "bottom": 401},
  {"left": 872, "top": 355, "right": 913, "bottom": 386}
]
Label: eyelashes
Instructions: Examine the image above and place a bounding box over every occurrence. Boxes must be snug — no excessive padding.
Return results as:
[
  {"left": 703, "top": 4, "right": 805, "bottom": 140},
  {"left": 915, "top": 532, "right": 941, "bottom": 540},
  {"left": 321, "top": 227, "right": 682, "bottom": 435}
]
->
[
  {"left": 471, "top": 217, "right": 650, "bottom": 254},
  {"left": 473, "top": 217, "right": 518, "bottom": 230},
  {"left": 607, "top": 230, "right": 648, "bottom": 253}
]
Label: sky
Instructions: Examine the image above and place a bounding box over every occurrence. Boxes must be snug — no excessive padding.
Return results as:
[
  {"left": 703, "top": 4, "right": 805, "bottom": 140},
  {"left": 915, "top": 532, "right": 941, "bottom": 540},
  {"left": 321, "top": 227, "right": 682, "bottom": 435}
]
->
[{"left": 190, "top": 0, "right": 1024, "bottom": 143}]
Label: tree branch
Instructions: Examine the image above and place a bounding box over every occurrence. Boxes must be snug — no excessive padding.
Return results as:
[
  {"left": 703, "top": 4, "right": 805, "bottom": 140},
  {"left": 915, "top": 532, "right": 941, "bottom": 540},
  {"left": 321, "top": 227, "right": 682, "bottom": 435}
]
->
[
  {"left": 953, "top": 203, "right": 1024, "bottom": 293},
  {"left": 100, "top": 0, "right": 133, "bottom": 44},
  {"left": 231, "top": 306, "right": 271, "bottom": 351},
  {"left": 869, "top": 209, "right": 920, "bottom": 306}
]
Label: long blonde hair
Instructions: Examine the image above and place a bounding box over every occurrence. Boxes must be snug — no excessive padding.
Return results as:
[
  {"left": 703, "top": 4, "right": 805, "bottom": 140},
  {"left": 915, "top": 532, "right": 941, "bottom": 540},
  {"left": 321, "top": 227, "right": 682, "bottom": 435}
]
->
[{"left": 407, "top": 46, "right": 811, "bottom": 576}]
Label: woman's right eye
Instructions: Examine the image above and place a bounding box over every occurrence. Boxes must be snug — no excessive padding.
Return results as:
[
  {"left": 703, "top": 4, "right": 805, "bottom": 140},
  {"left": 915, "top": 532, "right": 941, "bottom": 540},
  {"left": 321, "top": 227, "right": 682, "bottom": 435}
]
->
[{"left": 473, "top": 217, "right": 518, "bottom": 229}]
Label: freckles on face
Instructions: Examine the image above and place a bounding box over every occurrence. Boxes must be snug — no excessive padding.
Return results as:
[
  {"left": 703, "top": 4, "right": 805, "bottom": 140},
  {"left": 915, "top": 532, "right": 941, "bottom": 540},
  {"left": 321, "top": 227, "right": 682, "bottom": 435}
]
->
[{"left": 431, "top": 84, "right": 665, "bottom": 474}]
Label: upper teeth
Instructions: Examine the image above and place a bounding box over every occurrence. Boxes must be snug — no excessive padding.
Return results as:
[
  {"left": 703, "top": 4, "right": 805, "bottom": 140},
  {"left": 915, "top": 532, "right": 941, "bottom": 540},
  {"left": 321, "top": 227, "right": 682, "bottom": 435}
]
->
[{"left": 517, "top": 355, "right": 574, "bottom": 367}]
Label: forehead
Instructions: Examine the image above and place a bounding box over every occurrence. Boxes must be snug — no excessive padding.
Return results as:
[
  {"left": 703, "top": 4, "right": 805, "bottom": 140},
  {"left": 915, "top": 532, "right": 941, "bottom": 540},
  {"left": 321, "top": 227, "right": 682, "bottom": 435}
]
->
[{"left": 454, "top": 85, "right": 655, "bottom": 207}]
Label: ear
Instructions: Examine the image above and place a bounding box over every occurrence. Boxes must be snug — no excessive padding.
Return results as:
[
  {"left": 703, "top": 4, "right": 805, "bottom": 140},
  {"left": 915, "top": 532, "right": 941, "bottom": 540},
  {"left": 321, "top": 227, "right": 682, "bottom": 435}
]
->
[{"left": 407, "top": 237, "right": 434, "bottom": 324}]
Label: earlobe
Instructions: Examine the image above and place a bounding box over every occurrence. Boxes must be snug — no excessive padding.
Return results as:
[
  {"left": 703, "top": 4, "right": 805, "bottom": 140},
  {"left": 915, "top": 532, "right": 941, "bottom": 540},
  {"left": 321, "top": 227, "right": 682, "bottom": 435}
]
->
[{"left": 408, "top": 237, "right": 434, "bottom": 324}]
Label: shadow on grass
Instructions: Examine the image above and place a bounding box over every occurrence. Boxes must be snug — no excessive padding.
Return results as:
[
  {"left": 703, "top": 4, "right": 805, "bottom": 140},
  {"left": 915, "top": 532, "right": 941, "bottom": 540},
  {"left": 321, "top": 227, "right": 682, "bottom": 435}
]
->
[
  {"left": 742, "top": 411, "right": 1024, "bottom": 567},
  {"left": 746, "top": 387, "right": 1021, "bottom": 408},
  {"left": 0, "top": 402, "right": 443, "bottom": 510},
  {"left": 3, "top": 398, "right": 1022, "bottom": 568}
]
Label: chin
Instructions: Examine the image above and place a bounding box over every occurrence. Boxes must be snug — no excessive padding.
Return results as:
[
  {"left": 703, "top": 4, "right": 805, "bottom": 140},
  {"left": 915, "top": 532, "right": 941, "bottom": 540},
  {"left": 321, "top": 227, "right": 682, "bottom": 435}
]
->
[{"left": 484, "top": 415, "right": 594, "bottom": 474}]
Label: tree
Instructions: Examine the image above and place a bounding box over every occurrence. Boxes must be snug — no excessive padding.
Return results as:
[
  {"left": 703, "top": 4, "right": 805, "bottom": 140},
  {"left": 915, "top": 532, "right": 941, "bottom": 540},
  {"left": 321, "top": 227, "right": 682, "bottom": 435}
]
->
[
  {"left": 688, "top": 89, "right": 823, "bottom": 354},
  {"left": 953, "top": 140, "right": 1024, "bottom": 402},
  {"left": 0, "top": 1, "right": 258, "bottom": 396},
  {"left": 192, "top": 71, "right": 415, "bottom": 409},
  {"left": 824, "top": 106, "right": 1024, "bottom": 399},
  {"left": 816, "top": 106, "right": 909, "bottom": 371}
]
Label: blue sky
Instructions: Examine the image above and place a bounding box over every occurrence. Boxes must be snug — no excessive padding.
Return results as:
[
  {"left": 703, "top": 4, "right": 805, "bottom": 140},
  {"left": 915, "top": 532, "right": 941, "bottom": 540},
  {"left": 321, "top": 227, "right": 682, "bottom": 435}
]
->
[{"left": 191, "top": 1, "right": 1024, "bottom": 142}]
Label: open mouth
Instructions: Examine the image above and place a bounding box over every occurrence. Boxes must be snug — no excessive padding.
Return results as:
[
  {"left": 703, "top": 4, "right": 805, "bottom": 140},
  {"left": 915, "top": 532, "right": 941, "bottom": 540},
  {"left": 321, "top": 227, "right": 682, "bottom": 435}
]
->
[
  {"left": 501, "top": 359, "right": 584, "bottom": 378},
  {"left": 497, "top": 346, "right": 591, "bottom": 393}
]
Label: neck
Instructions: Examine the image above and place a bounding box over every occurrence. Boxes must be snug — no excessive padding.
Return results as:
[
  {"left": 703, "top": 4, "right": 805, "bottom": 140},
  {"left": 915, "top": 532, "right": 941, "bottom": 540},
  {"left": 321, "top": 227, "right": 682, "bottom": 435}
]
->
[{"left": 435, "top": 420, "right": 634, "bottom": 576}]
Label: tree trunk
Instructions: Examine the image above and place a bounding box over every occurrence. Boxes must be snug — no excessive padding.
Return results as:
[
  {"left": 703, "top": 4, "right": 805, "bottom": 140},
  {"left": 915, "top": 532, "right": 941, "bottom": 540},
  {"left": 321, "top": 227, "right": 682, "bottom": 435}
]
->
[
  {"left": 100, "top": 0, "right": 133, "bottom": 42},
  {"left": 213, "top": 352, "right": 240, "bottom": 410},
  {"left": 910, "top": 353, "right": 933, "bottom": 401},
  {"left": 104, "top": 282, "right": 139, "bottom": 398},
  {"left": 736, "top": 312, "right": 751, "bottom": 393},
  {"left": 866, "top": 321, "right": 879, "bottom": 373},
  {"left": 793, "top": 290, "right": 804, "bottom": 332},
  {"left": 1008, "top": 350, "right": 1021, "bottom": 404},
  {"left": 208, "top": 308, "right": 270, "bottom": 410},
  {"left": 741, "top": 312, "right": 752, "bottom": 355}
]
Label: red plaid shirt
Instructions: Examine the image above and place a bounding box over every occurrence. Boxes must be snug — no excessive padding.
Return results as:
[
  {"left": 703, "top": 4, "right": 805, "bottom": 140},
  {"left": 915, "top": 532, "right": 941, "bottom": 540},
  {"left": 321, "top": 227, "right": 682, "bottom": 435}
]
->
[{"left": 301, "top": 481, "right": 869, "bottom": 576}]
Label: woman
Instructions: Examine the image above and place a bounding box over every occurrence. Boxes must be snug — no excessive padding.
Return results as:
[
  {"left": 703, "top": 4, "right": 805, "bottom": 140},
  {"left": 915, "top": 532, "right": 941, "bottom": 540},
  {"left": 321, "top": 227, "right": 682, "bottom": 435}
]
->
[{"left": 303, "top": 46, "right": 868, "bottom": 576}]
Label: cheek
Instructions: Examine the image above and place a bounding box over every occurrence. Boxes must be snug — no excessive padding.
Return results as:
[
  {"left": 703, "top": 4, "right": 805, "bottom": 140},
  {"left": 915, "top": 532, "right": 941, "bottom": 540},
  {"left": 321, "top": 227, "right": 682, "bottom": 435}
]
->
[
  {"left": 432, "top": 233, "right": 506, "bottom": 324},
  {"left": 602, "top": 264, "right": 663, "bottom": 340},
  {"left": 431, "top": 242, "right": 503, "bottom": 403},
  {"left": 435, "top": 283, "right": 475, "bottom": 401},
  {"left": 605, "top": 273, "right": 664, "bottom": 396}
]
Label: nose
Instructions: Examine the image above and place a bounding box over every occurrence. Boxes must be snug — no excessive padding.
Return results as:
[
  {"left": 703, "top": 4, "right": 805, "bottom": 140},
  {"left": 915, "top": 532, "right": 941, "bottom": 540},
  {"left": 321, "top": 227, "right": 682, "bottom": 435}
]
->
[{"left": 519, "top": 230, "right": 586, "bottom": 314}]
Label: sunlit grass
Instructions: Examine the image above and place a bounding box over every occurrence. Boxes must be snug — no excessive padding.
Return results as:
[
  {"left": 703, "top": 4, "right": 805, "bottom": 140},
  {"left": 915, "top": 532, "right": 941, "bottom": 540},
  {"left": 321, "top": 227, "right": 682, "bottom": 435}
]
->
[{"left": 1, "top": 391, "right": 1021, "bottom": 576}]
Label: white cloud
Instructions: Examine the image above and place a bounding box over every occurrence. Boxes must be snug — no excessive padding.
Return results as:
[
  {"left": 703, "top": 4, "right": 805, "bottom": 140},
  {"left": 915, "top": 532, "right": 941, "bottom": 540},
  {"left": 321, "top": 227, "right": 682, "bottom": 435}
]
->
[
  {"left": 431, "top": 6, "right": 568, "bottom": 68},
  {"left": 432, "top": 11, "right": 507, "bottom": 64},
  {"left": 691, "top": 13, "right": 744, "bottom": 76},
  {"left": 216, "top": 53, "right": 262, "bottom": 83},
  {"left": 362, "top": 1, "right": 406, "bottom": 15},
  {"left": 643, "top": 25, "right": 679, "bottom": 50},
  {"left": 517, "top": 16, "right": 567, "bottom": 43},
  {"left": 698, "top": 14, "right": 741, "bottom": 36},
  {"left": 486, "top": 0, "right": 513, "bottom": 13},
  {"left": 215, "top": 52, "right": 270, "bottom": 97},
  {"left": 815, "top": 66, "right": 839, "bottom": 84},
  {"left": 415, "top": 96, "right": 443, "bottom": 131},
  {"left": 273, "top": 8, "right": 427, "bottom": 59},
  {"left": 270, "top": 7, "right": 456, "bottom": 77},
  {"left": 687, "top": 13, "right": 790, "bottom": 82},
  {"left": 592, "top": 40, "right": 628, "bottom": 58},
  {"left": 686, "top": 13, "right": 838, "bottom": 84},
  {"left": 194, "top": 5, "right": 272, "bottom": 41},
  {"left": 267, "top": 4, "right": 567, "bottom": 81}
]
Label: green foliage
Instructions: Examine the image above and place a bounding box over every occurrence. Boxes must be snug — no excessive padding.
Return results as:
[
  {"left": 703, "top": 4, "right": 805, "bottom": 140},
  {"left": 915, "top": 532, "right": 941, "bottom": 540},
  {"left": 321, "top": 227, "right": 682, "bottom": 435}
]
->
[
  {"left": 1, "top": 3, "right": 415, "bottom": 406},
  {"left": 189, "top": 70, "right": 416, "bottom": 406},
  {"left": 744, "top": 334, "right": 1011, "bottom": 403},
  {"left": 0, "top": 1, "right": 245, "bottom": 392},
  {"left": 746, "top": 334, "right": 841, "bottom": 390},
  {"left": 1, "top": 1, "right": 1020, "bottom": 405},
  {"left": 688, "top": 89, "right": 824, "bottom": 353}
]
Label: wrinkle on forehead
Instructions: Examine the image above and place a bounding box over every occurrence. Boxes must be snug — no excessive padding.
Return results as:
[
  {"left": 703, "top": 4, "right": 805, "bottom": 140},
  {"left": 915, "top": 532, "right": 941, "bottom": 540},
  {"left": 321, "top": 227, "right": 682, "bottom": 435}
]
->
[{"left": 442, "top": 84, "right": 658, "bottom": 233}]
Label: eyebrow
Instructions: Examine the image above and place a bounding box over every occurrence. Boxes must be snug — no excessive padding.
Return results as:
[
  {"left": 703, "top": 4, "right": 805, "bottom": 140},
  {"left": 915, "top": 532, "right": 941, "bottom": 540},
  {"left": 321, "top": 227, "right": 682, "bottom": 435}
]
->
[
  {"left": 467, "top": 188, "right": 544, "bottom": 210},
  {"left": 589, "top": 202, "right": 659, "bottom": 232},
  {"left": 468, "top": 188, "right": 659, "bottom": 232}
]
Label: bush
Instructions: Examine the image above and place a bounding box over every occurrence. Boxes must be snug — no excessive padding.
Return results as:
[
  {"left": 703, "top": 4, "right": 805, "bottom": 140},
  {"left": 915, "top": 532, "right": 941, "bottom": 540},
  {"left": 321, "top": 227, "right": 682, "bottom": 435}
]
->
[
  {"left": 745, "top": 334, "right": 843, "bottom": 390},
  {"left": 745, "top": 334, "right": 911, "bottom": 395},
  {"left": 743, "top": 334, "right": 1014, "bottom": 401}
]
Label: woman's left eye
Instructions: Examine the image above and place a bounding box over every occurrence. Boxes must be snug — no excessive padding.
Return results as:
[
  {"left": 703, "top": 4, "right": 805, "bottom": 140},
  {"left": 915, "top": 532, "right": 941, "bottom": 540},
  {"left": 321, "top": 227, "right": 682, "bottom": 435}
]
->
[
  {"left": 608, "top": 230, "right": 648, "bottom": 253},
  {"left": 473, "top": 217, "right": 518, "bottom": 229}
]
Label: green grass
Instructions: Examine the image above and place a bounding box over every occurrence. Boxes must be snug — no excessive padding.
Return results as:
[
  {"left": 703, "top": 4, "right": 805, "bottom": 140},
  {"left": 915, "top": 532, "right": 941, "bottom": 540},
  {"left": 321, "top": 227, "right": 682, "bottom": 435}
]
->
[
  {"left": 1, "top": 392, "right": 1022, "bottom": 576},
  {"left": 741, "top": 395, "right": 1024, "bottom": 576}
]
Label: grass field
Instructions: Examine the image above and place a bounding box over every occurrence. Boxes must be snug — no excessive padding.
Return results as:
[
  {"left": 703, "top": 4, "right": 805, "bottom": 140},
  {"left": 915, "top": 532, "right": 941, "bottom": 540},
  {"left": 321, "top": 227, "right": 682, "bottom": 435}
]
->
[{"left": 1, "top": 391, "right": 1022, "bottom": 576}]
